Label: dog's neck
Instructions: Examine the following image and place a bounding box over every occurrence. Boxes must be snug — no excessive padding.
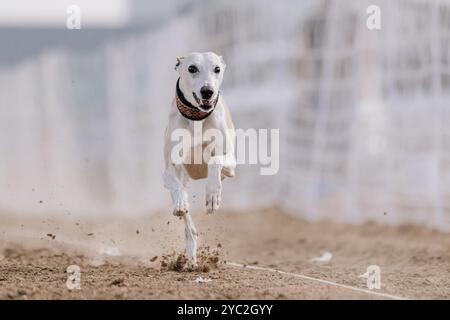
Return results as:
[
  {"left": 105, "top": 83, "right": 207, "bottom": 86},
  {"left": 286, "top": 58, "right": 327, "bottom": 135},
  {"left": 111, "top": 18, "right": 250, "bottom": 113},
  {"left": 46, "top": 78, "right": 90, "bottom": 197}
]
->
[{"left": 175, "top": 78, "right": 219, "bottom": 121}]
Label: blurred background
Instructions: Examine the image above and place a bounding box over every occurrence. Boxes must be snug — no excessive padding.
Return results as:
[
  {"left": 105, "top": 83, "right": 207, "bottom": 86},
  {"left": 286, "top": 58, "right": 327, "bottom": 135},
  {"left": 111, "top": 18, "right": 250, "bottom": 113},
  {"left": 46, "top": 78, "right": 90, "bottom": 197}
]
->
[{"left": 0, "top": 0, "right": 449, "bottom": 231}]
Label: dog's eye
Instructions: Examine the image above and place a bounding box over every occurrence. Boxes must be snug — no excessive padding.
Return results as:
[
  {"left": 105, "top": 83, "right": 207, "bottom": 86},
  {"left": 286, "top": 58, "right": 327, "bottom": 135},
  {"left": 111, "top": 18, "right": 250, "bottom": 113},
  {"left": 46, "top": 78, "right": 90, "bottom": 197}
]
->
[
  {"left": 214, "top": 66, "right": 221, "bottom": 74},
  {"left": 188, "top": 65, "right": 198, "bottom": 74}
]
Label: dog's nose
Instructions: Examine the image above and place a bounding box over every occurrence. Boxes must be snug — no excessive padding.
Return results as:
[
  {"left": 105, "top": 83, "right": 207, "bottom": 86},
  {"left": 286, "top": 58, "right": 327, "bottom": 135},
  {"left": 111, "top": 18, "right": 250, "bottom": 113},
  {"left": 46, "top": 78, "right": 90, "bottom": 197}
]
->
[{"left": 200, "top": 86, "right": 214, "bottom": 99}]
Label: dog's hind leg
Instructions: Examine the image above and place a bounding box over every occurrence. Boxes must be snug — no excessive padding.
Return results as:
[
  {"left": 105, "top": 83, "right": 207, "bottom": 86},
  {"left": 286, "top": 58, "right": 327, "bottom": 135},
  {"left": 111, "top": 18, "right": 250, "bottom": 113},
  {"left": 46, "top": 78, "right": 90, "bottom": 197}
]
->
[{"left": 183, "top": 212, "right": 198, "bottom": 265}]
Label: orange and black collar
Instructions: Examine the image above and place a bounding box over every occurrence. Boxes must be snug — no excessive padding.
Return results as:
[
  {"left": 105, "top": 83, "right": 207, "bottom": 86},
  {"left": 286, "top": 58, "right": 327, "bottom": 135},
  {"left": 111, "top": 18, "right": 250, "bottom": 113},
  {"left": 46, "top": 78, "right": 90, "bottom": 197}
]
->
[{"left": 176, "top": 78, "right": 218, "bottom": 121}]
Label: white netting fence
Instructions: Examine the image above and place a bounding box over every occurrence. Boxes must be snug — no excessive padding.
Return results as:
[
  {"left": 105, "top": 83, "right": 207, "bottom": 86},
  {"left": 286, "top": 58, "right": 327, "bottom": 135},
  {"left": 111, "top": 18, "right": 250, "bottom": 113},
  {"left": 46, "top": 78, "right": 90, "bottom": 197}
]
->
[{"left": 0, "top": 0, "right": 449, "bottom": 231}]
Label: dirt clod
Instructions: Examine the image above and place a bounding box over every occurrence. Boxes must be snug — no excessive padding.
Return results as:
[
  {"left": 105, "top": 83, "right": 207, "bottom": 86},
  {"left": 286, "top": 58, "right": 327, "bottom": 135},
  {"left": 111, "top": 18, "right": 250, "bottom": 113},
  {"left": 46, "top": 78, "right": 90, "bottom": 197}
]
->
[
  {"left": 160, "top": 246, "right": 222, "bottom": 273},
  {"left": 109, "top": 278, "right": 126, "bottom": 287}
]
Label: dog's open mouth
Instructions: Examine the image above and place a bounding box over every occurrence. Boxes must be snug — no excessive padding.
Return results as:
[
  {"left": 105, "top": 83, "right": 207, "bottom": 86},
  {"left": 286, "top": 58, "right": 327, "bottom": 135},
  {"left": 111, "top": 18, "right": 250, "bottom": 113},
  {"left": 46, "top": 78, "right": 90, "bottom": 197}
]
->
[{"left": 193, "top": 92, "right": 214, "bottom": 112}]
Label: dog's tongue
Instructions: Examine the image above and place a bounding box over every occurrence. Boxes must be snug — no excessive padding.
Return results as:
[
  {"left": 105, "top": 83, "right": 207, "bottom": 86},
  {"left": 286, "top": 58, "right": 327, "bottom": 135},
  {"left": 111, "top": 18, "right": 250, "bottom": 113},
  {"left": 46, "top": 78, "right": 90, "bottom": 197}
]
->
[{"left": 201, "top": 99, "right": 213, "bottom": 107}]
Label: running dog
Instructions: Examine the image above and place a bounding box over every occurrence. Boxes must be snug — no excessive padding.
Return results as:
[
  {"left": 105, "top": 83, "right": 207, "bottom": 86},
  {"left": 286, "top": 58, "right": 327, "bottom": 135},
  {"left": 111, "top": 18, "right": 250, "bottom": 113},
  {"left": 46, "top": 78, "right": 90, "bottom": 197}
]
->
[{"left": 163, "top": 52, "right": 236, "bottom": 265}]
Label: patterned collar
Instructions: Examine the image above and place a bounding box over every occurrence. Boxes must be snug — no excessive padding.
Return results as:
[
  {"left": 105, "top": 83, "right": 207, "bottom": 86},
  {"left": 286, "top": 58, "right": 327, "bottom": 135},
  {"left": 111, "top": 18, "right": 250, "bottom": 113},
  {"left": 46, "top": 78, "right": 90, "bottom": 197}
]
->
[{"left": 175, "top": 78, "right": 218, "bottom": 121}]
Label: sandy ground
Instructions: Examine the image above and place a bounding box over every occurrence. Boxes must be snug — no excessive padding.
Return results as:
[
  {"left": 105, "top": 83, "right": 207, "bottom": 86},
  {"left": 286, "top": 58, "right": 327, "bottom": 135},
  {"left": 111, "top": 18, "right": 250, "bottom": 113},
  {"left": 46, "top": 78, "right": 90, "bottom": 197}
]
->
[{"left": 0, "top": 207, "right": 450, "bottom": 299}]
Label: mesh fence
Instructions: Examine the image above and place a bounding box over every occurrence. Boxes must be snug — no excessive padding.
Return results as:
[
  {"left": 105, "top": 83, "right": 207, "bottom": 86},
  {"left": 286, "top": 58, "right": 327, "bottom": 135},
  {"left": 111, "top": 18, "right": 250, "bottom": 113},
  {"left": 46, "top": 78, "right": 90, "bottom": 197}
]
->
[{"left": 0, "top": 0, "right": 449, "bottom": 230}]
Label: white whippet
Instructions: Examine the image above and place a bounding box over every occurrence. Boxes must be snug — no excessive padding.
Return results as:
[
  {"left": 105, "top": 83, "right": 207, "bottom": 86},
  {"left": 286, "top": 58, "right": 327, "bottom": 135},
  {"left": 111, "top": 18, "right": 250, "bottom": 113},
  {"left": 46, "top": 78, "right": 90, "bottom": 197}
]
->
[{"left": 163, "top": 52, "right": 236, "bottom": 265}]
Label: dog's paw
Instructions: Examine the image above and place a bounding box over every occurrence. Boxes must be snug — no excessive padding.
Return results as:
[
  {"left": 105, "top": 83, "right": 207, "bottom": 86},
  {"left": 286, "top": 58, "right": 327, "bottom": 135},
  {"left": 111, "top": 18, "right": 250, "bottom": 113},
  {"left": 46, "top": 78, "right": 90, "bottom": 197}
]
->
[
  {"left": 222, "top": 166, "right": 235, "bottom": 178},
  {"left": 184, "top": 259, "right": 198, "bottom": 271},
  {"left": 205, "top": 182, "right": 221, "bottom": 214},
  {"left": 173, "top": 193, "right": 189, "bottom": 216}
]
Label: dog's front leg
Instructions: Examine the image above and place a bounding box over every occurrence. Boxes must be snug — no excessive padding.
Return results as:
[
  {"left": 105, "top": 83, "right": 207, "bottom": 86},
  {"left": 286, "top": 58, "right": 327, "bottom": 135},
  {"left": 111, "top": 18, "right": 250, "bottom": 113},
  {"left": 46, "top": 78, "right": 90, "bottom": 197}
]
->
[
  {"left": 206, "top": 158, "right": 222, "bottom": 214},
  {"left": 163, "top": 164, "right": 198, "bottom": 264},
  {"left": 163, "top": 164, "right": 190, "bottom": 216}
]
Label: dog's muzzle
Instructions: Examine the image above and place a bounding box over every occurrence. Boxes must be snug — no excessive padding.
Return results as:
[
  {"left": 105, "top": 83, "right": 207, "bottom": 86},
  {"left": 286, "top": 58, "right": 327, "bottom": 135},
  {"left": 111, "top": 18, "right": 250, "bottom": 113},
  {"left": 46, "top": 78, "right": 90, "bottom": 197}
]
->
[
  {"left": 192, "top": 92, "right": 215, "bottom": 111},
  {"left": 176, "top": 78, "right": 219, "bottom": 121}
]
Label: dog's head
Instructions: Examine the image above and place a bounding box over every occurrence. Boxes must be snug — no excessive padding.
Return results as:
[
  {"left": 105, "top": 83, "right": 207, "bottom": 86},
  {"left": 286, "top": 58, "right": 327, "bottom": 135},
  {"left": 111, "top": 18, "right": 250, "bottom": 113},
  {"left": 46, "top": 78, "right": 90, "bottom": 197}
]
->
[{"left": 175, "top": 52, "right": 226, "bottom": 112}]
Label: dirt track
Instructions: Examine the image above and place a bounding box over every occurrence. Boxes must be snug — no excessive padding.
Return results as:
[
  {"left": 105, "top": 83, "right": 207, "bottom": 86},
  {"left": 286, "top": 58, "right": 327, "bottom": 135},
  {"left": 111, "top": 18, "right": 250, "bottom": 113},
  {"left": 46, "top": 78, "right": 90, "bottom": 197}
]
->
[{"left": 1, "top": 208, "right": 450, "bottom": 299}]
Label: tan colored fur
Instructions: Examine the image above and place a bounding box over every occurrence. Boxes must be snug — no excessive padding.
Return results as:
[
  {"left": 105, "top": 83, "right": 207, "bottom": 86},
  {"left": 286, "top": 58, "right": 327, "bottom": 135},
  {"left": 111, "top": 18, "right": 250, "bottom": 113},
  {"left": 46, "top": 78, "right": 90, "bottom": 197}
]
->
[{"left": 183, "top": 103, "right": 234, "bottom": 180}]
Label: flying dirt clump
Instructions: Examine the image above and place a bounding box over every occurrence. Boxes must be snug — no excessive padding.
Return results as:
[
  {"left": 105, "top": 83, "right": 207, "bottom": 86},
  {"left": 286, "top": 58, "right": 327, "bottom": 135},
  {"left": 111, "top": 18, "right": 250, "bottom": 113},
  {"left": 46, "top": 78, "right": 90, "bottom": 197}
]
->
[{"left": 160, "top": 245, "right": 222, "bottom": 273}]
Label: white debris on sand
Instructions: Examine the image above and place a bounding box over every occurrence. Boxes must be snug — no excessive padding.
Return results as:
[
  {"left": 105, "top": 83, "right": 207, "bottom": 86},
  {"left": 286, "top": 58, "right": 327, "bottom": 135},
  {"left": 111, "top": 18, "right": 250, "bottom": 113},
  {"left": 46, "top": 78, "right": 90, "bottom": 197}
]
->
[
  {"left": 99, "top": 245, "right": 121, "bottom": 257},
  {"left": 309, "top": 251, "right": 333, "bottom": 263},
  {"left": 193, "top": 277, "right": 213, "bottom": 283}
]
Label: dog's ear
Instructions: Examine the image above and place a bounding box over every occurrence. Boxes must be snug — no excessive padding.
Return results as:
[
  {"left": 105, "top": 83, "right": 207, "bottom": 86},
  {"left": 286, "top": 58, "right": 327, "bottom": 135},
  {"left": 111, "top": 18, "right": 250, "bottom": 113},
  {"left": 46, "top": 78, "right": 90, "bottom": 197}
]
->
[
  {"left": 219, "top": 56, "right": 227, "bottom": 69},
  {"left": 174, "top": 56, "right": 184, "bottom": 71}
]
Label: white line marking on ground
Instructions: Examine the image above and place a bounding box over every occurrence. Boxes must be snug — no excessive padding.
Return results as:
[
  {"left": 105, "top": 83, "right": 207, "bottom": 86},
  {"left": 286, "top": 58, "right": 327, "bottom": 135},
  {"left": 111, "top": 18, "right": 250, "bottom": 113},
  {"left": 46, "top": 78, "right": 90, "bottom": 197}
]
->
[{"left": 225, "top": 261, "right": 409, "bottom": 300}]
